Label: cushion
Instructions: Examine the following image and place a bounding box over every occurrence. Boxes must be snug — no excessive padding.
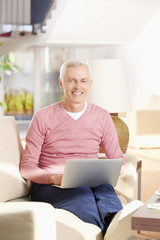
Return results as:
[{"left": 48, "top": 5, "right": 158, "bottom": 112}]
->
[
  {"left": 0, "top": 116, "right": 30, "bottom": 202},
  {"left": 0, "top": 202, "right": 56, "bottom": 240},
  {"left": 55, "top": 209, "right": 102, "bottom": 240}
]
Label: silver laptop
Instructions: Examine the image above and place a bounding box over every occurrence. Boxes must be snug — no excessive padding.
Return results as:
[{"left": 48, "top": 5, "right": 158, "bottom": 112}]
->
[{"left": 54, "top": 158, "right": 123, "bottom": 189}]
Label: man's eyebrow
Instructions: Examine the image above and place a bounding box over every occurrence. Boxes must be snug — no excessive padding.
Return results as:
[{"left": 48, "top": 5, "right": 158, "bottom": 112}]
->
[{"left": 68, "top": 77, "right": 88, "bottom": 80}]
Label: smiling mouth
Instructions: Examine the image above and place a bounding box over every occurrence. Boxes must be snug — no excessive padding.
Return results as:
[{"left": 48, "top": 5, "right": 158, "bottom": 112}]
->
[{"left": 72, "top": 91, "right": 83, "bottom": 95}]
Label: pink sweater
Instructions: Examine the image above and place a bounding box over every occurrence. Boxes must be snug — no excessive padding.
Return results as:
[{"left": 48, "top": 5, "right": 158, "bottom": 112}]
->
[{"left": 20, "top": 102, "right": 125, "bottom": 184}]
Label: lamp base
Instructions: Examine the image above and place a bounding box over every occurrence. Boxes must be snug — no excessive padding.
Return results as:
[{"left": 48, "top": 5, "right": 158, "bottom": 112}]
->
[
  {"left": 99, "top": 113, "right": 129, "bottom": 154},
  {"left": 111, "top": 113, "right": 129, "bottom": 154}
]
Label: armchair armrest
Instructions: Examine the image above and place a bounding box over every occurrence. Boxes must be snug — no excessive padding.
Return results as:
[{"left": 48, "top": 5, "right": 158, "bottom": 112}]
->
[
  {"left": 0, "top": 202, "right": 56, "bottom": 240},
  {"left": 115, "top": 154, "right": 138, "bottom": 203},
  {"left": 104, "top": 200, "right": 143, "bottom": 240}
]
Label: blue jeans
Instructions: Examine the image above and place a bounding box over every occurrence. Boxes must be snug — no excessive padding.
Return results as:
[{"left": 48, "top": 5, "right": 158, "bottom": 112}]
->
[{"left": 31, "top": 183, "right": 122, "bottom": 235}]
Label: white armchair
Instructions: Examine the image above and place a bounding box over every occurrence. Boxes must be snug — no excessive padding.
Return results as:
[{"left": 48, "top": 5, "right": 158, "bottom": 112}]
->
[{"left": 0, "top": 116, "right": 143, "bottom": 240}]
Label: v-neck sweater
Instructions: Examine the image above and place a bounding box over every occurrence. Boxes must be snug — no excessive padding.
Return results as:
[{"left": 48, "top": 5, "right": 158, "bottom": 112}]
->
[{"left": 20, "top": 102, "right": 125, "bottom": 184}]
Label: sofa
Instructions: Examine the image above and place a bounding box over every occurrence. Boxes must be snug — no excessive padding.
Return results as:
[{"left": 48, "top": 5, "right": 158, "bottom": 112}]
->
[{"left": 0, "top": 116, "right": 143, "bottom": 240}]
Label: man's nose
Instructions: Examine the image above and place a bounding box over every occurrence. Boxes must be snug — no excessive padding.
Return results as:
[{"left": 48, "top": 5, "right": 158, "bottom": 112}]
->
[{"left": 75, "top": 81, "right": 81, "bottom": 89}]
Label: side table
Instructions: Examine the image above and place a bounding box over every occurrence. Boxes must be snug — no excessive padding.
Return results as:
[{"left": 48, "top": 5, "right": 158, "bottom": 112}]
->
[{"left": 132, "top": 193, "right": 160, "bottom": 232}]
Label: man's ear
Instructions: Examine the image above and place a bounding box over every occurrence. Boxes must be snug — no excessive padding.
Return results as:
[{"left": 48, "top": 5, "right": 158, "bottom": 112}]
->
[{"left": 59, "top": 78, "right": 63, "bottom": 90}]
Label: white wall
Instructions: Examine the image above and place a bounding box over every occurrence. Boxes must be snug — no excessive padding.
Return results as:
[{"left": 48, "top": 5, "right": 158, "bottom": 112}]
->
[
  {"left": 70, "top": 47, "right": 116, "bottom": 60},
  {"left": 71, "top": 9, "right": 160, "bottom": 108},
  {"left": 110, "top": 9, "right": 160, "bottom": 107},
  {"left": 0, "top": 77, "right": 4, "bottom": 116}
]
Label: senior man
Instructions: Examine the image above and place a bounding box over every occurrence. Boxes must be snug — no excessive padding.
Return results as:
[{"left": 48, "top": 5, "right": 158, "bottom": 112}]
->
[{"left": 20, "top": 59, "right": 125, "bottom": 236}]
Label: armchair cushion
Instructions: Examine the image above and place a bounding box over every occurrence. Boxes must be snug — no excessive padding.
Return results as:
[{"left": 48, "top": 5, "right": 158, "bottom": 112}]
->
[
  {"left": 55, "top": 209, "right": 102, "bottom": 240},
  {"left": 0, "top": 202, "right": 56, "bottom": 240},
  {"left": 0, "top": 117, "right": 30, "bottom": 202}
]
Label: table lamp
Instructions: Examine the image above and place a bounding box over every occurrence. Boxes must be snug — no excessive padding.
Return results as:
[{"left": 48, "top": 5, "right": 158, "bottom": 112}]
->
[{"left": 87, "top": 59, "right": 132, "bottom": 153}]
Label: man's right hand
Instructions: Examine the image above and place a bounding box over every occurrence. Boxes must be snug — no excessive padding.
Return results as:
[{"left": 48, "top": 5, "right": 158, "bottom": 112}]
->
[{"left": 48, "top": 174, "right": 63, "bottom": 185}]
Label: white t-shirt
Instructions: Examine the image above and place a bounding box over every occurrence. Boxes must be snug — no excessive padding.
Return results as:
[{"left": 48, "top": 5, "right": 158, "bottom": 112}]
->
[{"left": 63, "top": 101, "right": 88, "bottom": 120}]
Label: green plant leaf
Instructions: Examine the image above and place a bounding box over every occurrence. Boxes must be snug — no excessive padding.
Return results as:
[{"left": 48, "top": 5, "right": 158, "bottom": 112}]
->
[
  {"left": 4, "top": 65, "right": 11, "bottom": 71},
  {"left": 0, "top": 102, "right": 6, "bottom": 108},
  {"left": 13, "top": 64, "right": 22, "bottom": 72},
  {"left": 0, "top": 55, "right": 5, "bottom": 63},
  {"left": 3, "top": 56, "right": 8, "bottom": 63},
  {"left": 0, "top": 42, "right": 3, "bottom": 47},
  {"left": 0, "top": 76, "right": 1, "bottom": 82},
  {"left": 7, "top": 52, "right": 15, "bottom": 63},
  {"left": 0, "top": 46, "right": 22, "bottom": 81},
  {"left": 0, "top": 64, "right": 4, "bottom": 71}
]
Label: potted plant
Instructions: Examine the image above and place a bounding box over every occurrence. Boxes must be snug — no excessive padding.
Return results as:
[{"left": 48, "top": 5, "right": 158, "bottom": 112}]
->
[{"left": 0, "top": 41, "right": 22, "bottom": 108}]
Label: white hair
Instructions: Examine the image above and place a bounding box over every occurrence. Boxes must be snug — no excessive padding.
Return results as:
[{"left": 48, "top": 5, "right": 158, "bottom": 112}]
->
[{"left": 59, "top": 59, "right": 91, "bottom": 81}]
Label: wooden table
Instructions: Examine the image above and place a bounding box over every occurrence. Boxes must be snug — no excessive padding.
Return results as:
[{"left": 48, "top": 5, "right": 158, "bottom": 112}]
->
[{"left": 132, "top": 193, "right": 160, "bottom": 232}]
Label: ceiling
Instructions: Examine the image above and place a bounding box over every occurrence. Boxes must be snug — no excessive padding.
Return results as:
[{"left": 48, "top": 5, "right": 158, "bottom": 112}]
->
[
  {"left": 1, "top": 0, "right": 160, "bottom": 52},
  {"left": 47, "top": 0, "right": 160, "bottom": 45}
]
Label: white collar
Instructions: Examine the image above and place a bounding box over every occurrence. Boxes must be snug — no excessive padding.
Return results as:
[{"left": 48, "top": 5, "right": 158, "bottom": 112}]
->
[{"left": 63, "top": 101, "right": 88, "bottom": 120}]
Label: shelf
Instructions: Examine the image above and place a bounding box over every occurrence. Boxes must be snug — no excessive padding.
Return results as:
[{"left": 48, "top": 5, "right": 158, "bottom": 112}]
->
[{"left": 16, "top": 120, "right": 31, "bottom": 124}]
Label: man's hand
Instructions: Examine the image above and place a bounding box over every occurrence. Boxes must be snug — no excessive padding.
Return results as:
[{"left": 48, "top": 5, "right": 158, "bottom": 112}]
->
[{"left": 48, "top": 174, "right": 63, "bottom": 185}]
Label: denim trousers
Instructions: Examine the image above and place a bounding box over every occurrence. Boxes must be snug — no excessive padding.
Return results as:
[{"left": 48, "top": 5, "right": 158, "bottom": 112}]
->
[{"left": 31, "top": 183, "right": 122, "bottom": 235}]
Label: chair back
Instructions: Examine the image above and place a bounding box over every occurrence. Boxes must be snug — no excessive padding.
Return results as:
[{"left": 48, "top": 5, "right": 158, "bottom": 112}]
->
[{"left": 0, "top": 116, "right": 30, "bottom": 202}]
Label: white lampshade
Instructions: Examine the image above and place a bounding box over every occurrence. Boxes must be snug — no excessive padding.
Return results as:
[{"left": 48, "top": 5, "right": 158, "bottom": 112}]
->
[{"left": 87, "top": 59, "right": 132, "bottom": 113}]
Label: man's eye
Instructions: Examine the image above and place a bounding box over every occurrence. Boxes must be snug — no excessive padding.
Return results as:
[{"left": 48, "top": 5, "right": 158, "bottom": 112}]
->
[
  {"left": 69, "top": 79, "right": 74, "bottom": 82},
  {"left": 82, "top": 80, "right": 87, "bottom": 82}
]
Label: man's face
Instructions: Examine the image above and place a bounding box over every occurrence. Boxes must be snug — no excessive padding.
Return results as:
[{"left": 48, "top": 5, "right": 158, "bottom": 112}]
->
[{"left": 59, "top": 65, "right": 91, "bottom": 107}]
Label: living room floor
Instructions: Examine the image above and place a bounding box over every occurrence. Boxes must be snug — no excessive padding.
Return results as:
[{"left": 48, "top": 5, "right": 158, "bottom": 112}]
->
[{"left": 127, "top": 147, "right": 160, "bottom": 239}]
